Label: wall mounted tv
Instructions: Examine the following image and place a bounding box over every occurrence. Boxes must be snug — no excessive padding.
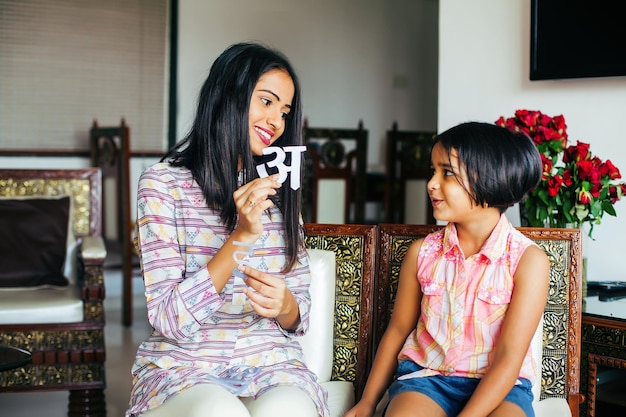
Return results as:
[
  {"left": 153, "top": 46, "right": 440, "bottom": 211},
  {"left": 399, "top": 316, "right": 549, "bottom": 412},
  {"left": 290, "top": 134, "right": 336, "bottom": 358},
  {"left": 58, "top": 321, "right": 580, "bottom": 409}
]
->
[{"left": 530, "top": 0, "right": 626, "bottom": 81}]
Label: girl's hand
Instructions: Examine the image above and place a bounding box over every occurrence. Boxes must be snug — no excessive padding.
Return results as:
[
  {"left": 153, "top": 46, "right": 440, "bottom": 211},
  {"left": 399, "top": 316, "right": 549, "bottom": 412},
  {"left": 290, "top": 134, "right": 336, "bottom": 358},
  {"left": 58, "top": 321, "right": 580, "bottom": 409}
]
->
[
  {"left": 238, "top": 264, "right": 299, "bottom": 329},
  {"left": 343, "top": 402, "right": 375, "bottom": 417},
  {"left": 233, "top": 174, "right": 281, "bottom": 241}
]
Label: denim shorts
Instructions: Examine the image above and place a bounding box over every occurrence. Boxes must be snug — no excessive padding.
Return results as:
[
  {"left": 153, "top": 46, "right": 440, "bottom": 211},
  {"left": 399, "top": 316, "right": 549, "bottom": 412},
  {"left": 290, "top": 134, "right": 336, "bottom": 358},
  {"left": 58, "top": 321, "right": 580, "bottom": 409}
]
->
[{"left": 386, "top": 360, "right": 534, "bottom": 417}]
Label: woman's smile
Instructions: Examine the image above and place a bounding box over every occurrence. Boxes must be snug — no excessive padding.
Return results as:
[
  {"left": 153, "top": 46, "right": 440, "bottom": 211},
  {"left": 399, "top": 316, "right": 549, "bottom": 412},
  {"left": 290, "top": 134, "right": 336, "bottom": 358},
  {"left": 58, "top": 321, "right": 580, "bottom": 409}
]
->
[{"left": 254, "top": 126, "right": 274, "bottom": 146}]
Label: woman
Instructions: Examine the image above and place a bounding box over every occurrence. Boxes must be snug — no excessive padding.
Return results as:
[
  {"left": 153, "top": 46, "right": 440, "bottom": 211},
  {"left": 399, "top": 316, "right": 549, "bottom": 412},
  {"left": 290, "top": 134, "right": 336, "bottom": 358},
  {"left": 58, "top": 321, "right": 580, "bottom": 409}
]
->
[{"left": 126, "top": 42, "right": 328, "bottom": 417}]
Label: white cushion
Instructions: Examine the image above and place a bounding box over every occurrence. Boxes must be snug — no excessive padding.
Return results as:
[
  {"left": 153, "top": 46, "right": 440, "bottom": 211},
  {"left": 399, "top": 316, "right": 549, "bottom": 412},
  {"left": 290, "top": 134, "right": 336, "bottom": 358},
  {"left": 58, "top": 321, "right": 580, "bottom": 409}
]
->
[
  {"left": 299, "top": 249, "right": 336, "bottom": 383},
  {"left": 0, "top": 237, "right": 105, "bottom": 324},
  {"left": 531, "top": 317, "right": 544, "bottom": 402},
  {"left": 534, "top": 397, "right": 572, "bottom": 416},
  {"left": 81, "top": 235, "right": 107, "bottom": 259},
  {"left": 323, "top": 380, "right": 355, "bottom": 417},
  {"left": 0, "top": 285, "right": 83, "bottom": 324}
]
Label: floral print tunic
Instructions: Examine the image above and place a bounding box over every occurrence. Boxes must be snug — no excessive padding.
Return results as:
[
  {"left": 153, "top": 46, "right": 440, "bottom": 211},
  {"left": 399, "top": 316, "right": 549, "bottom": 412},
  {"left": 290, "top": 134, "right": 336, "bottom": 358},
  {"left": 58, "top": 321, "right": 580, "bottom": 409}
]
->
[{"left": 126, "top": 162, "right": 329, "bottom": 417}]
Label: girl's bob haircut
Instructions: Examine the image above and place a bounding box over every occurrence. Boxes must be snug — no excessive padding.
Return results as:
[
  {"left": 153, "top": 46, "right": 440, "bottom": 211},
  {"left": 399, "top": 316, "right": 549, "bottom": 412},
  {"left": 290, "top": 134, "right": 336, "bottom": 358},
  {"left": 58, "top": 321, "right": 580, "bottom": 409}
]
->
[{"left": 435, "top": 121, "right": 542, "bottom": 212}]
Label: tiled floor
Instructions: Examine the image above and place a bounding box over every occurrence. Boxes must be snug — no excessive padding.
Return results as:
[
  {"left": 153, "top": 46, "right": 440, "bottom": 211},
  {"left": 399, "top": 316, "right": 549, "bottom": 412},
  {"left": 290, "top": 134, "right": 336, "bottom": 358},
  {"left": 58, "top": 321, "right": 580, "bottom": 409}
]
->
[{"left": 1, "top": 269, "right": 151, "bottom": 417}]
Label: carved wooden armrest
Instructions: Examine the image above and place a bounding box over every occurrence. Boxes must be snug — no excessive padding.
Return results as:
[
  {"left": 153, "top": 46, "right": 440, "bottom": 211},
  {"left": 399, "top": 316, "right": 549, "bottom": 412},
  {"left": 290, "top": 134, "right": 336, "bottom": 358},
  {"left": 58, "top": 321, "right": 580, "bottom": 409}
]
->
[{"left": 79, "top": 236, "right": 107, "bottom": 321}]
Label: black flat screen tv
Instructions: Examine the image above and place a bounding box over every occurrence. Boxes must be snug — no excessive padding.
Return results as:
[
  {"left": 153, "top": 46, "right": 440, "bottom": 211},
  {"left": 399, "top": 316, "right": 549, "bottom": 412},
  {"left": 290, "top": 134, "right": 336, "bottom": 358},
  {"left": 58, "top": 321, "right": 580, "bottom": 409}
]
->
[{"left": 530, "top": 0, "right": 626, "bottom": 81}]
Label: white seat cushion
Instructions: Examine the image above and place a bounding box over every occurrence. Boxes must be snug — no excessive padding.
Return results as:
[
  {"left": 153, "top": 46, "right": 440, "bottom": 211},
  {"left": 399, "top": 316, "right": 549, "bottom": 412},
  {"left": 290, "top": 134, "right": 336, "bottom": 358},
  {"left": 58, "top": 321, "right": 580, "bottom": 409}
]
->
[
  {"left": 323, "top": 380, "right": 355, "bottom": 417},
  {"left": 534, "top": 397, "right": 572, "bottom": 416},
  {"left": 299, "top": 249, "right": 337, "bottom": 383},
  {"left": 0, "top": 285, "right": 83, "bottom": 324}
]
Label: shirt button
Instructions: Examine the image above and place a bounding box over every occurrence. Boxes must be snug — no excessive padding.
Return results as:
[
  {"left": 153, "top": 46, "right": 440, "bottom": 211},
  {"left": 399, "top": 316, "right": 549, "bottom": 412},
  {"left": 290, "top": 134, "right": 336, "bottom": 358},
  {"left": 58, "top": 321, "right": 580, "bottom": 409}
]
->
[{"left": 448, "top": 367, "right": 454, "bottom": 373}]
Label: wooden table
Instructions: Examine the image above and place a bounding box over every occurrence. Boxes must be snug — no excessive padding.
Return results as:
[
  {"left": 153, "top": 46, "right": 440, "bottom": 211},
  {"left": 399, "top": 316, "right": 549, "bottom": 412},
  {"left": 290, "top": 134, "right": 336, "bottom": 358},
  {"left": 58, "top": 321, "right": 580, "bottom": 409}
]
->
[
  {"left": 580, "top": 294, "right": 626, "bottom": 417},
  {"left": 0, "top": 345, "right": 31, "bottom": 372}
]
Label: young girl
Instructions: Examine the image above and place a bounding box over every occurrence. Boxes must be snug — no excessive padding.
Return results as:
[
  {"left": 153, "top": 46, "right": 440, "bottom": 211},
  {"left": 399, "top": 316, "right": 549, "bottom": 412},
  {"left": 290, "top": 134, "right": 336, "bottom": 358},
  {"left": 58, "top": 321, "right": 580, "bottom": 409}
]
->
[
  {"left": 345, "top": 122, "right": 550, "bottom": 417},
  {"left": 126, "top": 43, "right": 328, "bottom": 417}
]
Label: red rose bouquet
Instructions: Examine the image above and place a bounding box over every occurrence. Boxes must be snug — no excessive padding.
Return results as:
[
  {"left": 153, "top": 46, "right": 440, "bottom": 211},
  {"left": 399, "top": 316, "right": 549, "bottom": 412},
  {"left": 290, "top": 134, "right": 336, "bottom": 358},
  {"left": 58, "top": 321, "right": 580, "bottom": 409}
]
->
[{"left": 496, "top": 109, "right": 626, "bottom": 238}]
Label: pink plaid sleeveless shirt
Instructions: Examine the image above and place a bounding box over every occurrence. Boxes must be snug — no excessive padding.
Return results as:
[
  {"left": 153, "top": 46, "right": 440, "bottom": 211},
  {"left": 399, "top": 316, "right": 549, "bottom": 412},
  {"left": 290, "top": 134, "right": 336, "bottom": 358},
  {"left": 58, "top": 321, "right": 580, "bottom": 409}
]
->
[{"left": 398, "top": 215, "right": 539, "bottom": 385}]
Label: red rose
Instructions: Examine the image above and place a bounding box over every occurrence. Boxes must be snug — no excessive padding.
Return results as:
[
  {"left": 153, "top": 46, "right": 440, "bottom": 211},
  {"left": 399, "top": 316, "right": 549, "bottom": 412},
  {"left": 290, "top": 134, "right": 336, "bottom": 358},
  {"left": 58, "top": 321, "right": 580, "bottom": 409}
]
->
[
  {"left": 562, "top": 169, "right": 574, "bottom": 187},
  {"left": 563, "top": 141, "right": 590, "bottom": 163},
  {"left": 540, "top": 154, "right": 552, "bottom": 180},
  {"left": 601, "top": 160, "right": 622, "bottom": 180},
  {"left": 578, "top": 189, "right": 592, "bottom": 204},
  {"left": 608, "top": 185, "right": 621, "bottom": 204},
  {"left": 590, "top": 183, "right": 602, "bottom": 198},
  {"left": 547, "top": 175, "right": 563, "bottom": 197}
]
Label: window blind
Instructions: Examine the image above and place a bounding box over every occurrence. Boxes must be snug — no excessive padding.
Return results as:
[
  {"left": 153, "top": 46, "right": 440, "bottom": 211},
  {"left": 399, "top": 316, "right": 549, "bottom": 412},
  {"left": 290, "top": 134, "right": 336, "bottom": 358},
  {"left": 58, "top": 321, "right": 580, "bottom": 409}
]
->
[{"left": 0, "top": 0, "right": 168, "bottom": 152}]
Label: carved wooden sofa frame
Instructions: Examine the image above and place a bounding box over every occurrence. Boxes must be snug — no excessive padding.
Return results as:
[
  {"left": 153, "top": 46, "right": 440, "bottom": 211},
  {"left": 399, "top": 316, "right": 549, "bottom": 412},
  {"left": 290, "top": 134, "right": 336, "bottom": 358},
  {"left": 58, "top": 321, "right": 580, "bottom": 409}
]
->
[
  {"left": 0, "top": 168, "right": 107, "bottom": 417},
  {"left": 306, "top": 223, "right": 582, "bottom": 416}
]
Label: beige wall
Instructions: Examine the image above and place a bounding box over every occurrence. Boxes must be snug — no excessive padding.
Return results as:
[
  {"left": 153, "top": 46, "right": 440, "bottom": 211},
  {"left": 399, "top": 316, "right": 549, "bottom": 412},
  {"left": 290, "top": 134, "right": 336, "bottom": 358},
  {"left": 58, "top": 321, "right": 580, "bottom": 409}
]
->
[
  {"left": 177, "top": 0, "right": 439, "bottom": 171},
  {"left": 438, "top": 0, "right": 626, "bottom": 281}
]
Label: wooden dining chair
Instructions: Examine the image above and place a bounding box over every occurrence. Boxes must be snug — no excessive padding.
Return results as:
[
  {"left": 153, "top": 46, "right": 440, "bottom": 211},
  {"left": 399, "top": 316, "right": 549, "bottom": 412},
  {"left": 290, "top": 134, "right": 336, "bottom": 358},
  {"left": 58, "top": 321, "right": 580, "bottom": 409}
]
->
[
  {"left": 302, "top": 120, "right": 368, "bottom": 224},
  {"left": 90, "top": 118, "right": 135, "bottom": 326},
  {"left": 383, "top": 122, "right": 437, "bottom": 224}
]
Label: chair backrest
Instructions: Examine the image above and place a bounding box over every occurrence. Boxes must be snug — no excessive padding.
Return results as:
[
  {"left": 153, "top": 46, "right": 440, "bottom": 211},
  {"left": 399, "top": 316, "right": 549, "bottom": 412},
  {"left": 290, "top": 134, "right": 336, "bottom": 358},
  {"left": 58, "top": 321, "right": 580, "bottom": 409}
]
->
[
  {"left": 90, "top": 118, "right": 135, "bottom": 325},
  {"left": 304, "top": 223, "right": 377, "bottom": 401},
  {"left": 303, "top": 120, "right": 368, "bottom": 224},
  {"left": 0, "top": 168, "right": 102, "bottom": 238},
  {"left": 90, "top": 118, "right": 131, "bottom": 244},
  {"left": 384, "top": 122, "right": 437, "bottom": 224},
  {"left": 374, "top": 224, "right": 583, "bottom": 414}
]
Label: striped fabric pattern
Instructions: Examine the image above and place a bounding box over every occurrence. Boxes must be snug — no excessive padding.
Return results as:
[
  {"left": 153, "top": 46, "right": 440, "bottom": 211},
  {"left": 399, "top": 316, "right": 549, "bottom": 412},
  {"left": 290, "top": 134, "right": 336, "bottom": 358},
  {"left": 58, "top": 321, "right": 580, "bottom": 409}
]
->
[{"left": 126, "top": 163, "right": 329, "bottom": 417}]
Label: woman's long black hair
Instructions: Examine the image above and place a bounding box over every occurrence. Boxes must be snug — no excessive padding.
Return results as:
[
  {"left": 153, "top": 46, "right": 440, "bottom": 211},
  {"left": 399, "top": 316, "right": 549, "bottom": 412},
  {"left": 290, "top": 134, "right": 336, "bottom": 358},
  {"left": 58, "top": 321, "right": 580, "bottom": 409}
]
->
[{"left": 162, "top": 42, "right": 304, "bottom": 271}]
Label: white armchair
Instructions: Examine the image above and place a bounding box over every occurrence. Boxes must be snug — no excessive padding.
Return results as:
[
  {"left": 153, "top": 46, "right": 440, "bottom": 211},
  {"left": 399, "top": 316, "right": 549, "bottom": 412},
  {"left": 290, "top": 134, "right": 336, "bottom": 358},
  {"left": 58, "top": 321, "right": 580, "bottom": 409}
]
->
[{"left": 0, "top": 168, "right": 108, "bottom": 417}]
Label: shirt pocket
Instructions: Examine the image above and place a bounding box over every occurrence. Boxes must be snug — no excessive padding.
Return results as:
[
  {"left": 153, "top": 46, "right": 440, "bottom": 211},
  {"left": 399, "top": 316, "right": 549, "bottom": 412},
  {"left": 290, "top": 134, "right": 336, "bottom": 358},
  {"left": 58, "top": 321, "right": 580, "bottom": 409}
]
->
[
  {"left": 475, "top": 273, "right": 512, "bottom": 325},
  {"left": 420, "top": 278, "right": 445, "bottom": 316},
  {"left": 477, "top": 286, "right": 512, "bottom": 305}
]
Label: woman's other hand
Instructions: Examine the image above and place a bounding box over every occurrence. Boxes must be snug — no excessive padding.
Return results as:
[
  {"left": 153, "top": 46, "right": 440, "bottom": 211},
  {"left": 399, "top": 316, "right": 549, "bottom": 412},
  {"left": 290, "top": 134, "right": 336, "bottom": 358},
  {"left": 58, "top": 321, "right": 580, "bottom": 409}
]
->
[{"left": 238, "top": 264, "right": 300, "bottom": 330}]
